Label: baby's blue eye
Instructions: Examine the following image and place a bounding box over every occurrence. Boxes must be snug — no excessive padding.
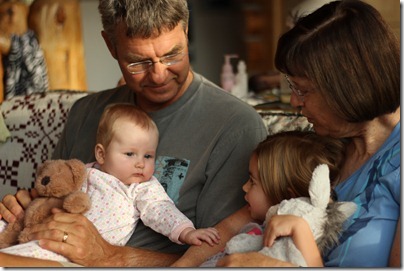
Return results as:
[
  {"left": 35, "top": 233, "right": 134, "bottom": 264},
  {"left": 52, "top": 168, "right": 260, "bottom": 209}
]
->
[
  {"left": 145, "top": 154, "right": 153, "bottom": 159},
  {"left": 125, "top": 152, "right": 135, "bottom": 157}
]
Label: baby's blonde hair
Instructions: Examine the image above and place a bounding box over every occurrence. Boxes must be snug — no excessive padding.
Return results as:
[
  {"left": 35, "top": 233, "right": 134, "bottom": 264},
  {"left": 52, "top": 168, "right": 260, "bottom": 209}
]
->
[
  {"left": 96, "top": 103, "right": 158, "bottom": 148},
  {"left": 256, "top": 131, "right": 345, "bottom": 205}
]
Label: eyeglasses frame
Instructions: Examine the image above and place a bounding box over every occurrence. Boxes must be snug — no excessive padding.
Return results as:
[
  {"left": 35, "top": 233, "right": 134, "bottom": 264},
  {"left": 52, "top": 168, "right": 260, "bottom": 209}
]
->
[
  {"left": 284, "top": 75, "right": 307, "bottom": 99},
  {"left": 126, "top": 51, "right": 187, "bottom": 75}
]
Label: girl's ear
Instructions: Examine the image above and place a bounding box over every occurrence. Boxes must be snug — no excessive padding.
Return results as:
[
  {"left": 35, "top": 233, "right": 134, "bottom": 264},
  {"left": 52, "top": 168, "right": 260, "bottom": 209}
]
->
[{"left": 95, "top": 143, "right": 106, "bottom": 165}]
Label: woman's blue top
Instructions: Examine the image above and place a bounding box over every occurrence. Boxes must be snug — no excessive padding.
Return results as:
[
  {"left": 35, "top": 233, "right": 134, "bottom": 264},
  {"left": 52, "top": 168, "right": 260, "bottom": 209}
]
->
[{"left": 325, "top": 123, "right": 400, "bottom": 267}]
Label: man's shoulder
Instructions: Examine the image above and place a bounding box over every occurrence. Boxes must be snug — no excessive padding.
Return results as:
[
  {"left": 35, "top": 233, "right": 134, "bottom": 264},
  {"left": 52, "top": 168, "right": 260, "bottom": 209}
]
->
[
  {"left": 77, "top": 86, "right": 131, "bottom": 104},
  {"left": 196, "top": 74, "right": 260, "bottom": 117},
  {"left": 204, "top": 89, "right": 263, "bottom": 123},
  {"left": 71, "top": 86, "right": 133, "bottom": 112}
]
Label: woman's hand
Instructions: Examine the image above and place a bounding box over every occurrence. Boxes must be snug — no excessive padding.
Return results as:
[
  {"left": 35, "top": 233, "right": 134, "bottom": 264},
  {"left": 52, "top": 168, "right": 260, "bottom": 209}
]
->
[
  {"left": 264, "top": 214, "right": 323, "bottom": 267},
  {"left": 263, "top": 214, "right": 302, "bottom": 247},
  {"left": 0, "top": 189, "right": 37, "bottom": 222}
]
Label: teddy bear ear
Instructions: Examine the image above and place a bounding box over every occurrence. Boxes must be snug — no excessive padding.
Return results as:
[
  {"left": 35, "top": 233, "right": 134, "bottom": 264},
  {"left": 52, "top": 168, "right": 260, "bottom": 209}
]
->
[
  {"left": 65, "top": 159, "right": 87, "bottom": 184},
  {"left": 36, "top": 160, "right": 52, "bottom": 176}
]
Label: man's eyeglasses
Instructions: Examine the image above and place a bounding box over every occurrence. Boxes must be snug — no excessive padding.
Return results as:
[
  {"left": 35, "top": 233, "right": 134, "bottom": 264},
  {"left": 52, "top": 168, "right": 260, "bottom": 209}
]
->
[
  {"left": 285, "top": 75, "right": 308, "bottom": 99},
  {"left": 126, "top": 52, "right": 187, "bottom": 74}
]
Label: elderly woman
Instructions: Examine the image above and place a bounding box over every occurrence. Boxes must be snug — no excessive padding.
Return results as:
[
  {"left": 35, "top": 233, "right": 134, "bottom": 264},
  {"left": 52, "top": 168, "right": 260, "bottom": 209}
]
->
[{"left": 213, "top": 0, "right": 400, "bottom": 267}]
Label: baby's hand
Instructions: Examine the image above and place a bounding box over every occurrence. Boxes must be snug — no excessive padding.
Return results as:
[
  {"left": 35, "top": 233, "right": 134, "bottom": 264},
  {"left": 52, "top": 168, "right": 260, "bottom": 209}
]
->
[
  {"left": 180, "top": 227, "right": 220, "bottom": 246},
  {"left": 263, "top": 215, "right": 304, "bottom": 247}
]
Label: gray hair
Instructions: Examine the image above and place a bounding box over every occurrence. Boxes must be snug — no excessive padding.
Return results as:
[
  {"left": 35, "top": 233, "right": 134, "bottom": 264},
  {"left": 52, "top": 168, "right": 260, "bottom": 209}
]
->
[{"left": 98, "top": 0, "right": 189, "bottom": 43}]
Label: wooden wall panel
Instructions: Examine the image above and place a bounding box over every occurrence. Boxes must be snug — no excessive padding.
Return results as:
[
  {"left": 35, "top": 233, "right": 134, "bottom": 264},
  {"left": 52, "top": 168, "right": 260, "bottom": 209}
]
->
[
  {"left": 29, "top": 0, "right": 87, "bottom": 91},
  {"left": 242, "top": 0, "right": 400, "bottom": 75}
]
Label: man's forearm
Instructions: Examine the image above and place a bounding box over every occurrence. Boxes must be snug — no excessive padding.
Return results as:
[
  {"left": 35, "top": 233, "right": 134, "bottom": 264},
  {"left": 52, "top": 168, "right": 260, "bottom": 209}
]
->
[
  {"left": 98, "top": 245, "right": 182, "bottom": 267},
  {"left": 172, "top": 205, "right": 253, "bottom": 267},
  {"left": 0, "top": 247, "right": 181, "bottom": 268},
  {"left": 0, "top": 252, "right": 63, "bottom": 267}
]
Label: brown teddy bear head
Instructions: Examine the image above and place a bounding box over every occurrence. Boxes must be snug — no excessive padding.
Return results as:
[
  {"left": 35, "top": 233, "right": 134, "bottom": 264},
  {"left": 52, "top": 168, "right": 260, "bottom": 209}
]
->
[{"left": 35, "top": 159, "right": 87, "bottom": 198}]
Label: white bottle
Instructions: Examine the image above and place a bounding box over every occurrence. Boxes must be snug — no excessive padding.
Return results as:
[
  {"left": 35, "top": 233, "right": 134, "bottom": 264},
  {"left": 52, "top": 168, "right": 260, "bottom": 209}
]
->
[
  {"left": 231, "top": 60, "right": 248, "bottom": 99},
  {"left": 221, "top": 54, "right": 238, "bottom": 92}
]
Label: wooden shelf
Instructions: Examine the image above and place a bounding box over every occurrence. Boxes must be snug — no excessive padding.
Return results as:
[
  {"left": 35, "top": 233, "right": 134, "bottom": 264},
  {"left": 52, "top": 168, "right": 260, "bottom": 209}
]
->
[{"left": 241, "top": 0, "right": 399, "bottom": 77}]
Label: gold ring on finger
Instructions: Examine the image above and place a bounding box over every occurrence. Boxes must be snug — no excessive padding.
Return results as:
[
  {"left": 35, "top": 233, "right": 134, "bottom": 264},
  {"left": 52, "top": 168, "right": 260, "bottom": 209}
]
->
[{"left": 62, "top": 232, "right": 69, "bottom": 243}]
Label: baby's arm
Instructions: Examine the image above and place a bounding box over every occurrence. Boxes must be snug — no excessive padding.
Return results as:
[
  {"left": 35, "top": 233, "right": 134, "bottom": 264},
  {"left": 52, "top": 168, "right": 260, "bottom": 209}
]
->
[
  {"left": 264, "top": 215, "right": 323, "bottom": 267},
  {"left": 179, "top": 227, "right": 220, "bottom": 246}
]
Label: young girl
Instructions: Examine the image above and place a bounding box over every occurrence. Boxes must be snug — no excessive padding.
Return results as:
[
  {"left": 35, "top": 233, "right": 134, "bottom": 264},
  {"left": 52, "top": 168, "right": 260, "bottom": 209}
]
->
[
  {"left": 201, "top": 130, "right": 347, "bottom": 267},
  {"left": 0, "top": 103, "right": 219, "bottom": 263}
]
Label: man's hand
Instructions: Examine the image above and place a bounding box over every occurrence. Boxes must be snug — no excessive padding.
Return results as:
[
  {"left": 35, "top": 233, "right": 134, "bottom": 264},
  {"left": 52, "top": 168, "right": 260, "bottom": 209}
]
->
[
  {"left": 0, "top": 189, "right": 37, "bottom": 222},
  {"left": 28, "top": 208, "right": 115, "bottom": 266}
]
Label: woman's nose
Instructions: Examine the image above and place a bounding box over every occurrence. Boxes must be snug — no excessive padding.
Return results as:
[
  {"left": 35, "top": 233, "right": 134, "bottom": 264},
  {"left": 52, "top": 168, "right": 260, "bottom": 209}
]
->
[{"left": 290, "top": 91, "right": 304, "bottom": 108}]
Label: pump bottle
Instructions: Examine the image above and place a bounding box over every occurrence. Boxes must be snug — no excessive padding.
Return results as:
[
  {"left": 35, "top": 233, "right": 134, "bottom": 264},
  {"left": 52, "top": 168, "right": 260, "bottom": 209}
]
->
[
  {"left": 231, "top": 60, "right": 248, "bottom": 99},
  {"left": 220, "top": 54, "right": 238, "bottom": 92}
]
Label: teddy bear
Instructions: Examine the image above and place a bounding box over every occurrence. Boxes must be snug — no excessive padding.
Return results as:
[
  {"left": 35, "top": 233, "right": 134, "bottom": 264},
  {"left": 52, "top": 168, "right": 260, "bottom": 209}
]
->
[
  {"left": 223, "top": 164, "right": 357, "bottom": 267},
  {"left": 0, "top": 159, "right": 91, "bottom": 249}
]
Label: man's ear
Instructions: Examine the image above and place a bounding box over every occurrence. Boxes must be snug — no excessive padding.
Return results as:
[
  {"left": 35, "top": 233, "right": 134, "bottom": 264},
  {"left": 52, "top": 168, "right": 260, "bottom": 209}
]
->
[
  {"left": 101, "top": 30, "right": 117, "bottom": 59},
  {"left": 95, "top": 143, "right": 106, "bottom": 165}
]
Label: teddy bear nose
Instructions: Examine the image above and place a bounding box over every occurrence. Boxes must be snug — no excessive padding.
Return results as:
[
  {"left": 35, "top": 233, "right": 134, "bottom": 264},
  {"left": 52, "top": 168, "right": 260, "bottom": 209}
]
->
[{"left": 41, "top": 176, "right": 51, "bottom": 186}]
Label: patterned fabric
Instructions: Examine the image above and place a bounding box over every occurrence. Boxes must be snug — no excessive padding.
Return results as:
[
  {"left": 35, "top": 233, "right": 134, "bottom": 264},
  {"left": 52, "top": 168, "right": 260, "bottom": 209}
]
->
[
  {"left": 0, "top": 91, "right": 88, "bottom": 198},
  {"left": 3, "top": 30, "right": 49, "bottom": 99},
  {"left": 0, "top": 111, "right": 10, "bottom": 142},
  {"left": 259, "top": 111, "right": 313, "bottom": 135}
]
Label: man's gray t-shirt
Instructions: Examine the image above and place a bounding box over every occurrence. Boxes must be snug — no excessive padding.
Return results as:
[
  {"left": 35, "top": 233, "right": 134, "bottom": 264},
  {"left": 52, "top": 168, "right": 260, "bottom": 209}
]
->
[{"left": 52, "top": 72, "right": 267, "bottom": 253}]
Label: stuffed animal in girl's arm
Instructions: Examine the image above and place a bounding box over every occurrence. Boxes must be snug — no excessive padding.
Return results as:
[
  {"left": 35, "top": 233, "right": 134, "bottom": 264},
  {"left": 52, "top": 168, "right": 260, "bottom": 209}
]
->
[{"left": 224, "top": 164, "right": 357, "bottom": 267}]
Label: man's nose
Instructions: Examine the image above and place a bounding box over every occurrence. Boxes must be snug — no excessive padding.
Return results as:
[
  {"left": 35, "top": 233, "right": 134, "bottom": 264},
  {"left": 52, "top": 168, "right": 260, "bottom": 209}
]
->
[{"left": 148, "top": 62, "right": 167, "bottom": 84}]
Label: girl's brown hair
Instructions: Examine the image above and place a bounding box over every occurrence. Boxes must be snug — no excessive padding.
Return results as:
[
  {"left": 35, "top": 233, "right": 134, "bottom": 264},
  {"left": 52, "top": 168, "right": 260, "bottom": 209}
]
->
[{"left": 256, "top": 131, "right": 345, "bottom": 205}]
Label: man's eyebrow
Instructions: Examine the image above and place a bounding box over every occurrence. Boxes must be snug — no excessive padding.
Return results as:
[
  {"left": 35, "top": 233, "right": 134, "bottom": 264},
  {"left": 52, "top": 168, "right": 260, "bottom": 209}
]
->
[
  {"left": 164, "top": 44, "right": 184, "bottom": 56},
  {"left": 127, "top": 53, "right": 147, "bottom": 62},
  {"left": 127, "top": 44, "right": 184, "bottom": 62}
]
